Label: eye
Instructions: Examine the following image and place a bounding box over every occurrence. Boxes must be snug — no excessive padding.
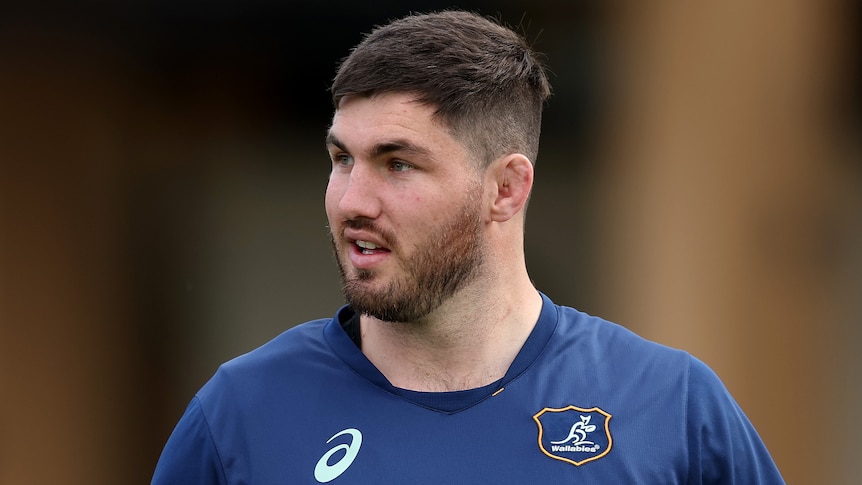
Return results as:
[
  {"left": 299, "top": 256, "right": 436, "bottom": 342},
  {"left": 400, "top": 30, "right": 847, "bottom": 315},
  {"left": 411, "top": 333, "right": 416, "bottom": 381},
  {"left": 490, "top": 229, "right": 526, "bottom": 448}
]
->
[
  {"left": 391, "top": 160, "right": 414, "bottom": 172},
  {"left": 332, "top": 153, "right": 354, "bottom": 167}
]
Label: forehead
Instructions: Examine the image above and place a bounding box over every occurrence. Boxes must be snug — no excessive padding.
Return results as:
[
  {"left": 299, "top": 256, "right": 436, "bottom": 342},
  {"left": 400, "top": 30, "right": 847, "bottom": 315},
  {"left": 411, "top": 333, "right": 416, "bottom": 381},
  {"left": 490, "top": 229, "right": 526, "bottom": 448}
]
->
[{"left": 328, "top": 92, "right": 469, "bottom": 159}]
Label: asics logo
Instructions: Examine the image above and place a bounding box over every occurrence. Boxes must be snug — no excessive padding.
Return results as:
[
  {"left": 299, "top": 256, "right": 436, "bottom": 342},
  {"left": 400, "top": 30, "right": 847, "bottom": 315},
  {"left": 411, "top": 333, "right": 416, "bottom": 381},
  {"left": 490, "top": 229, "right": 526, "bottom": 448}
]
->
[{"left": 314, "top": 428, "right": 362, "bottom": 483}]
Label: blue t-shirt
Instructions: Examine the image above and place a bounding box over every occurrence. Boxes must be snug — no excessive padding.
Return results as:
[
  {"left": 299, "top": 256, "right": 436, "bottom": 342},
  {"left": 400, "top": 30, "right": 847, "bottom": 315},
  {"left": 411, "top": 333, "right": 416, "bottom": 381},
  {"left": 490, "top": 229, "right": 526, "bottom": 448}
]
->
[{"left": 152, "top": 293, "right": 784, "bottom": 483}]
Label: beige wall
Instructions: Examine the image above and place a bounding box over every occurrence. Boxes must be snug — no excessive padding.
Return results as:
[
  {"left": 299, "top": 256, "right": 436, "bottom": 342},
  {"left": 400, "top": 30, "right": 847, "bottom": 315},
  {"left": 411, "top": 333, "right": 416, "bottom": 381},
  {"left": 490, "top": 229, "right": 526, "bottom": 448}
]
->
[{"left": 595, "top": 2, "right": 861, "bottom": 483}]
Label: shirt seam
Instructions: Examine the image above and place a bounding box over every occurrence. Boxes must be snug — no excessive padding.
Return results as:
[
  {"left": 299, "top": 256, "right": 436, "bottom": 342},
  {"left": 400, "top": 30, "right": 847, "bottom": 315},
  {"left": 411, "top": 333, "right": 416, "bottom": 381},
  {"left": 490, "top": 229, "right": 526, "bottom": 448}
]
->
[{"left": 193, "top": 395, "right": 231, "bottom": 484}]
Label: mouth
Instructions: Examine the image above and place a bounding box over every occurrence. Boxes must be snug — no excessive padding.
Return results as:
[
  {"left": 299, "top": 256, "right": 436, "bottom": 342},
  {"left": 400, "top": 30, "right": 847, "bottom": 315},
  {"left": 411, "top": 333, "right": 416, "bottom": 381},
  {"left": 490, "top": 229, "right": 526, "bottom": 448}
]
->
[
  {"left": 355, "top": 240, "right": 390, "bottom": 255},
  {"left": 345, "top": 238, "right": 393, "bottom": 271}
]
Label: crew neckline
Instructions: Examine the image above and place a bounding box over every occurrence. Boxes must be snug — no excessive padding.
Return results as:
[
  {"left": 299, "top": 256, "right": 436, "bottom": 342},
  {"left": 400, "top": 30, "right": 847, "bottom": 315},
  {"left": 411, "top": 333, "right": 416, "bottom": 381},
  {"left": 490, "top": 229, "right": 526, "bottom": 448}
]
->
[{"left": 323, "top": 292, "right": 558, "bottom": 413}]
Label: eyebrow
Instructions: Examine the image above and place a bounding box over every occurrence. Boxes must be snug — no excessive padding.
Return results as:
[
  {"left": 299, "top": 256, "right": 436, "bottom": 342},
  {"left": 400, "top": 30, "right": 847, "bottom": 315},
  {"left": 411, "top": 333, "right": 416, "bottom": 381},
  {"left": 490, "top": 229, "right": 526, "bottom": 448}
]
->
[
  {"left": 325, "top": 132, "right": 346, "bottom": 151},
  {"left": 326, "top": 133, "right": 432, "bottom": 160}
]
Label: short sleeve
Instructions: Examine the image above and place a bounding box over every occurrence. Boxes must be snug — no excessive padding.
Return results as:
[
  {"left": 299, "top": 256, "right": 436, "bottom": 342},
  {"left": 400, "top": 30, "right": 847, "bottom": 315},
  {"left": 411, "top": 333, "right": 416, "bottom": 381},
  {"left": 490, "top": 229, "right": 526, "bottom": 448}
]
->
[
  {"left": 685, "top": 356, "right": 785, "bottom": 484},
  {"left": 151, "top": 397, "right": 228, "bottom": 485}
]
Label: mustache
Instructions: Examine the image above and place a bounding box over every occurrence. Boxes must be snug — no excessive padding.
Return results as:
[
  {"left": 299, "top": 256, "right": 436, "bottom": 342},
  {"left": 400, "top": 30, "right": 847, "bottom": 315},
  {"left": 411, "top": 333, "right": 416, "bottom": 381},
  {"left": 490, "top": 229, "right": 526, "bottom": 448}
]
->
[{"left": 342, "top": 216, "right": 376, "bottom": 232}]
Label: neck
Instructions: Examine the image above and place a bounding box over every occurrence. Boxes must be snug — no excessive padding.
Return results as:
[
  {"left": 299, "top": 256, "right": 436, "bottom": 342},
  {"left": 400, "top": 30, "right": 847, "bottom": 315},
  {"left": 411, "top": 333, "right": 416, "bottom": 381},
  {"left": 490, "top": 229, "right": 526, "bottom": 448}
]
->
[{"left": 359, "top": 271, "right": 542, "bottom": 392}]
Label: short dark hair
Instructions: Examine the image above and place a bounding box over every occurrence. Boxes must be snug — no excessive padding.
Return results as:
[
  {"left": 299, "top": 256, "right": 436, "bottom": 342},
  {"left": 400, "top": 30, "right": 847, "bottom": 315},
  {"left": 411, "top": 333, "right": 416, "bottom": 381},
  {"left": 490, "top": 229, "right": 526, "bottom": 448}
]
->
[{"left": 331, "top": 10, "right": 551, "bottom": 167}]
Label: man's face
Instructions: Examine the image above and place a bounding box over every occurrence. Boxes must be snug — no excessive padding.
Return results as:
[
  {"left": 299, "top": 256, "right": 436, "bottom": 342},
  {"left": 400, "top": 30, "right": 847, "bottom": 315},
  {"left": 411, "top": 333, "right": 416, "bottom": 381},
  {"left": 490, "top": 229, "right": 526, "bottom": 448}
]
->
[{"left": 325, "top": 92, "right": 487, "bottom": 323}]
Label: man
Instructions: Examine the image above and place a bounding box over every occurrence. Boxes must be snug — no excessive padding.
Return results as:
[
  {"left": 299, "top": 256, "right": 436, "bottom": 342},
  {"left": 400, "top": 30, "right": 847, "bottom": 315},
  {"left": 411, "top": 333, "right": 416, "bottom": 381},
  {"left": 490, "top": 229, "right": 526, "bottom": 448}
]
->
[{"left": 152, "top": 10, "right": 784, "bottom": 484}]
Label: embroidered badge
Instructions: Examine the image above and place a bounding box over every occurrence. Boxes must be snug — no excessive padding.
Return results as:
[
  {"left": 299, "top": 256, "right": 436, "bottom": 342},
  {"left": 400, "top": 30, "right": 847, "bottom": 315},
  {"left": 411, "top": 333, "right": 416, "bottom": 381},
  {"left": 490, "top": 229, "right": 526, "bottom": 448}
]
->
[{"left": 533, "top": 405, "right": 613, "bottom": 466}]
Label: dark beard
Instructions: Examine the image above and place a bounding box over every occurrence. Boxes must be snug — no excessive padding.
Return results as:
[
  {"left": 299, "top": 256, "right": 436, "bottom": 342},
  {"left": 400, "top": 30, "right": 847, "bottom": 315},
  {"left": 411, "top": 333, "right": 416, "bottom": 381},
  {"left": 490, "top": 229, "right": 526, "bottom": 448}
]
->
[{"left": 332, "top": 199, "right": 484, "bottom": 323}]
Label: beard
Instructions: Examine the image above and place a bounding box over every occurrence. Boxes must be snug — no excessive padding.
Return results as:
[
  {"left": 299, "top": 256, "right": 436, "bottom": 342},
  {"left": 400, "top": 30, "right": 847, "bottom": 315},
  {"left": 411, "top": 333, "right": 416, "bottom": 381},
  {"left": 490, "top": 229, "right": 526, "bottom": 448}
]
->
[{"left": 331, "top": 196, "right": 484, "bottom": 323}]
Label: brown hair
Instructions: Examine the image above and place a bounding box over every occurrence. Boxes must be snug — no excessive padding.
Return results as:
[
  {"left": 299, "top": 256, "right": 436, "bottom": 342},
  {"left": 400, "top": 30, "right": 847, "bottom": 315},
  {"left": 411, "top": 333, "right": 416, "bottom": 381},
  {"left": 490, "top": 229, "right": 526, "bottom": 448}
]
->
[{"left": 331, "top": 10, "right": 551, "bottom": 167}]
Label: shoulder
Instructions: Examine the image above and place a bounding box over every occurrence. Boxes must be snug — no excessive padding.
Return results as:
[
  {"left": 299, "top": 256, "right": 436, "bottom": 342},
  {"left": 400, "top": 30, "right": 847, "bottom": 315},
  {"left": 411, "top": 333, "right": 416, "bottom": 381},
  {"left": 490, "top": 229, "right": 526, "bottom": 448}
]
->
[
  {"left": 196, "top": 318, "right": 335, "bottom": 406},
  {"left": 221, "top": 318, "right": 331, "bottom": 372},
  {"left": 530, "top": 302, "right": 696, "bottom": 417},
  {"left": 552, "top": 305, "right": 735, "bottom": 391},
  {"left": 551, "top": 304, "right": 691, "bottom": 370}
]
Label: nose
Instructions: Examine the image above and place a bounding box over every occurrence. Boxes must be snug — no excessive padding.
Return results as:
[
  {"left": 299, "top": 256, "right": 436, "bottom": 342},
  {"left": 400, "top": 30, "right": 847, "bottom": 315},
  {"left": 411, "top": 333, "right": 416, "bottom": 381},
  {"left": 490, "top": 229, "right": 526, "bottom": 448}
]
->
[{"left": 330, "top": 161, "right": 381, "bottom": 220}]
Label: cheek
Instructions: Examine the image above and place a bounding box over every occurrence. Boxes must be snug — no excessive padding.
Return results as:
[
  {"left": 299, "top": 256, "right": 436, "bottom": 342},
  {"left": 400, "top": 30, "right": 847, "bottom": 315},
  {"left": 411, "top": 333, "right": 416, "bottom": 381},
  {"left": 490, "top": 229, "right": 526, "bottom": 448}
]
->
[
  {"left": 324, "top": 181, "right": 341, "bottom": 220},
  {"left": 404, "top": 196, "right": 452, "bottom": 229}
]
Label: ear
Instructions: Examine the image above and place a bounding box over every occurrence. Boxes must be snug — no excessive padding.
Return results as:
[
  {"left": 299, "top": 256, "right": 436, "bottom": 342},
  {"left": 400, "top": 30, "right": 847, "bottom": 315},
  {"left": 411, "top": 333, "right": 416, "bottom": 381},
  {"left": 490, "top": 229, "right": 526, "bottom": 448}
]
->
[{"left": 487, "top": 153, "right": 534, "bottom": 222}]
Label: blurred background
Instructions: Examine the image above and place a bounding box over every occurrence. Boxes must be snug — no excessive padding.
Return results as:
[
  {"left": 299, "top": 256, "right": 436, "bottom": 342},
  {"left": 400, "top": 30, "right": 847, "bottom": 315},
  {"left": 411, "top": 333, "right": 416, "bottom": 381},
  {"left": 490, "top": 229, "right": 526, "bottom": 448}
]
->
[{"left": 1, "top": 0, "right": 859, "bottom": 483}]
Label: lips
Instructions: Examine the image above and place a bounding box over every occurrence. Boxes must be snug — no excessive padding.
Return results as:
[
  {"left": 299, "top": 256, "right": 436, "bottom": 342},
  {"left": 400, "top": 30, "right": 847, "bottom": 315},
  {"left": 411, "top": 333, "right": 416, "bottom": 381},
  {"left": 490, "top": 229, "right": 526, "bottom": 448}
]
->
[
  {"left": 343, "top": 226, "right": 391, "bottom": 252},
  {"left": 341, "top": 228, "right": 392, "bottom": 270}
]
